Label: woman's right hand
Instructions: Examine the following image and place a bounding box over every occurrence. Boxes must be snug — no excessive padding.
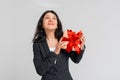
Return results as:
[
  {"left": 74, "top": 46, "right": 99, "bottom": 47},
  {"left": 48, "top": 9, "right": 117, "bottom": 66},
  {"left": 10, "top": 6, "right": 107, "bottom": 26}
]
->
[
  {"left": 54, "top": 37, "right": 68, "bottom": 55},
  {"left": 54, "top": 30, "right": 68, "bottom": 55}
]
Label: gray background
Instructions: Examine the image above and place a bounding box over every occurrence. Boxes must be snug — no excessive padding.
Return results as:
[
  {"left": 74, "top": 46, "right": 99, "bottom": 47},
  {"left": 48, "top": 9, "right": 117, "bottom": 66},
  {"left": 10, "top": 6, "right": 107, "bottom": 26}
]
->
[{"left": 0, "top": 0, "right": 120, "bottom": 80}]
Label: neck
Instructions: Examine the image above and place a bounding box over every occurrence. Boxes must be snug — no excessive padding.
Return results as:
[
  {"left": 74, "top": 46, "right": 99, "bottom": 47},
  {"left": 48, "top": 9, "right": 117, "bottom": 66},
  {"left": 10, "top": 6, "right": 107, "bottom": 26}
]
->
[{"left": 45, "top": 30, "right": 56, "bottom": 41}]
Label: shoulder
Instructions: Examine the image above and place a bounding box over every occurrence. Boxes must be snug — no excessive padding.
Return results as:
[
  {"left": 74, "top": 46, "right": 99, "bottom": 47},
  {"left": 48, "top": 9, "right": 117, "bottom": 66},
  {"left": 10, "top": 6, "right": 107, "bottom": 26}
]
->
[
  {"left": 32, "top": 41, "right": 44, "bottom": 53},
  {"left": 33, "top": 42, "right": 39, "bottom": 50},
  {"left": 33, "top": 40, "right": 46, "bottom": 48}
]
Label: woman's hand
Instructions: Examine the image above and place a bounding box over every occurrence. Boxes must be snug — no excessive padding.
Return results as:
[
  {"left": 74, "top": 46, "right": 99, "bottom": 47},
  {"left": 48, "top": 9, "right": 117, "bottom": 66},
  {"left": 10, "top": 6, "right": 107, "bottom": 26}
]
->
[
  {"left": 54, "top": 37, "right": 67, "bottom": 55},
  {"left": 54, "top": 30, "right": 68, "bottom": 55},
  {"left": 79, "top": 34, "right": 86, "bottom": 50}
]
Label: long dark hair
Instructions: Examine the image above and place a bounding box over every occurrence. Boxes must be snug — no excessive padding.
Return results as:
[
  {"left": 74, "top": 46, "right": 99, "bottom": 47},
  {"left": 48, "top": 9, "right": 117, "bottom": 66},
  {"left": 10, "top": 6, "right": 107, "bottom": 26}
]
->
[{"left": 32, "top": 10, "right": 63, "bottom": 43}]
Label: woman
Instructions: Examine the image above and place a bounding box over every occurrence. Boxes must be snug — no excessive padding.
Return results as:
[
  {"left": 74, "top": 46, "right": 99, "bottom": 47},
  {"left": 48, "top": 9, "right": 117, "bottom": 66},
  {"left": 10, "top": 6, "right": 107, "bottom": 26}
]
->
[{"left": 32, "top": 10, "right": 86, "bottom": 80}]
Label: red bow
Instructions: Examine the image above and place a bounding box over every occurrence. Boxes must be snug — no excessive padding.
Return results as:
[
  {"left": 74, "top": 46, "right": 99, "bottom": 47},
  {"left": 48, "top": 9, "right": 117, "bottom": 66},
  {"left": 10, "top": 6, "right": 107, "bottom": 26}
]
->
[{"left": 62, "top": 30, "right": 83, "bottom": 54}]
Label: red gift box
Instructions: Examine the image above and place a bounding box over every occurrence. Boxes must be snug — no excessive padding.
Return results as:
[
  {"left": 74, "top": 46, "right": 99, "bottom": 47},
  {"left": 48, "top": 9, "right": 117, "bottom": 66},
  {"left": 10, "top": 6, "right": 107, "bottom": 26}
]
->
[{"left": 62, "top": 30, "right": 83, "bottom": 54}]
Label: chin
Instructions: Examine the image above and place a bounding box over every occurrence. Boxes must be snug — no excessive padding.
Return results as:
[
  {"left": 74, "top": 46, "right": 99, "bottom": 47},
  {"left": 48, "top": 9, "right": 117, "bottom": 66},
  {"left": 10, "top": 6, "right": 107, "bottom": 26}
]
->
[
  {"left": 48, "top": 26, "right": 57, "bottom": 29},
  {"left": 46, "top": 28, "right": 56, "bottom": 31}
]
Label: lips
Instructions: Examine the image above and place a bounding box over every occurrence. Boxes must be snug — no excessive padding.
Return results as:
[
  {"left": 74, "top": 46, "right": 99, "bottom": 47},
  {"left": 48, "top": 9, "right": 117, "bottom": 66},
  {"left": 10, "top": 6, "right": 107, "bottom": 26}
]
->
[{"left": 48, "top": 23, "right": 54, "bottom": 25}]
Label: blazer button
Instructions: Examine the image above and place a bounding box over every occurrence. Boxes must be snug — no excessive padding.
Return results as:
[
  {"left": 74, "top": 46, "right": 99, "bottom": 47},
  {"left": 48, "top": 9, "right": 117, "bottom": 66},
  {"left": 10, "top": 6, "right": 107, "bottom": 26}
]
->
[{"left": 54, "top": 58, "right": 57, "bottom": 64}]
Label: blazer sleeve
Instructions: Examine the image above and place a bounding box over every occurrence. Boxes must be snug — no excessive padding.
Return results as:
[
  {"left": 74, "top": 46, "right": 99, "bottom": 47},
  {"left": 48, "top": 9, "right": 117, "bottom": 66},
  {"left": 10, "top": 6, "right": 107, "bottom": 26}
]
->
[
  {"left": 33, "top": 43, "right": 57, "bottom": 76},
  {"left": 69, "top": 45, "right": 86, "bottom": 63}
]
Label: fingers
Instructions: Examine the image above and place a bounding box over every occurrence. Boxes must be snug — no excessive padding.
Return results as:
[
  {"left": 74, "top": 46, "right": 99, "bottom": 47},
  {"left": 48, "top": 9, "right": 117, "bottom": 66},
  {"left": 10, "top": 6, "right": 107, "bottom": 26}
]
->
[
  {"left": 63, "top": 30, "right": 68, "bottom": 37},
  {"left": 79, "top": 34, "right": 86, "bottom": 50},
  {"left": 55, "top": 40, "right": 68, "bottom": 54},
  {"left": 59, "top": 40, "right": 68, "bottom": 49},
  {"left": 80, "top": 34, "right": 86, "bottom": 43}
]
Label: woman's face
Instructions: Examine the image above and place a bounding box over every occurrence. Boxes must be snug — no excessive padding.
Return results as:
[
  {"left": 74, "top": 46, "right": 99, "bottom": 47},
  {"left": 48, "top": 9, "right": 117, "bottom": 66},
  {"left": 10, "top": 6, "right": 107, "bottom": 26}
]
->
[{"left": 43, "top": 12, "right": 57, "bottom": 31}]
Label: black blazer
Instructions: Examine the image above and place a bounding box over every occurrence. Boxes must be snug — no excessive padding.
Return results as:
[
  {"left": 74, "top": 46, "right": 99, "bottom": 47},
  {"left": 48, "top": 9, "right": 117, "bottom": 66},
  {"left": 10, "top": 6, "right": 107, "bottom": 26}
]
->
[{"left": 33, "top": 39, "right": 86, "bottom": 80}]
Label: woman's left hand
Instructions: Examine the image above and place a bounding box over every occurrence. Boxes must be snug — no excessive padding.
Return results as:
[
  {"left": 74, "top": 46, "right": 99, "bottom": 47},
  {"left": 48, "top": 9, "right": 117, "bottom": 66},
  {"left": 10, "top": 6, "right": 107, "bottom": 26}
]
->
[{"left": 79, "top": 34, "right": 86, "bottom": 50}]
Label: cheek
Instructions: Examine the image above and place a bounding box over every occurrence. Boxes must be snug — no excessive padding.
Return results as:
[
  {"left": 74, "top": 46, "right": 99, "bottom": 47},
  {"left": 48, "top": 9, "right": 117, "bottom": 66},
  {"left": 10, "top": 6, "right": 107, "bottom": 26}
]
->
[
  {"left": 43, "top": 20, "right": 48, "bottom": 27},
  {"left": 54, "top": 21, "right": 58, "bottom": 26}
]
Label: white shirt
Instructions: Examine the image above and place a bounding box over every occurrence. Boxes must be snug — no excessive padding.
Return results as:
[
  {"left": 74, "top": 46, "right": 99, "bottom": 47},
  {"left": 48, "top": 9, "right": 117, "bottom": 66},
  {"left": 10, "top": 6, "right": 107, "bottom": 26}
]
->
[
  {"left": 49, "top": 47, "right": 57, "bottom": 64},
  {"left": 49, "top": 47, "right": 55, "bottom": 52}
]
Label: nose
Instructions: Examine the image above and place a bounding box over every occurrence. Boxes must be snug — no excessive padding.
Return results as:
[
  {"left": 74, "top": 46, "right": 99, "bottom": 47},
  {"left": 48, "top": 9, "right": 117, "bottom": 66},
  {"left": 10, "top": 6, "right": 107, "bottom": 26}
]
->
[{"left": 49, "top": 18, "right": 53, "bottom": 22}]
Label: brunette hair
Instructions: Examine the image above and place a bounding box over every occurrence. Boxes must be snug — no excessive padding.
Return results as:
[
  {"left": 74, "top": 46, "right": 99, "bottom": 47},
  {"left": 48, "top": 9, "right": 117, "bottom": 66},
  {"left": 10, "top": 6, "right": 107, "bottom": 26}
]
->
[{"left": 32, "top": 10, "right": 63, "bottom": 43}]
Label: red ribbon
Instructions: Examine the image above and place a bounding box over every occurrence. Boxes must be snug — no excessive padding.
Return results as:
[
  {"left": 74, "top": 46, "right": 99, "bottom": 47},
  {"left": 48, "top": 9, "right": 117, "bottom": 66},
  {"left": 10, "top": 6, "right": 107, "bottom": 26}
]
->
[{"left": 62, "top": 30, "right": 83, "bottom": 54}]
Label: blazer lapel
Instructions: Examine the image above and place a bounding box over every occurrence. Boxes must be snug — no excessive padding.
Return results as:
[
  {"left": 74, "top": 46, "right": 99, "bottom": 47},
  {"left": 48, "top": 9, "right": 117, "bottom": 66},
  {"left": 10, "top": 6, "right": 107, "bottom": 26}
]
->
[
  {"left": 42, "top": 39, "right": 50, "bottom": 55},
  {"left": 38, "top": 39, "right": 50, "bottom": 59}
]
